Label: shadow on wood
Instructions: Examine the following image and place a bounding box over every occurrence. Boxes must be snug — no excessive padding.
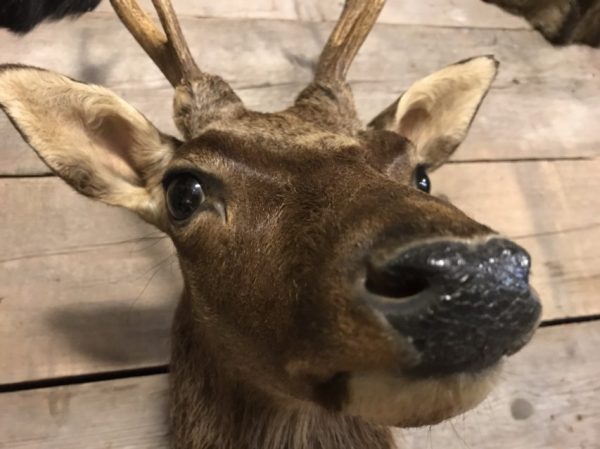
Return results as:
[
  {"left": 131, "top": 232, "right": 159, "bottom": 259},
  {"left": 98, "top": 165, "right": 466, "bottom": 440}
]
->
[{"left": 46, "top": 302, "right": 174, "bottom": 365}]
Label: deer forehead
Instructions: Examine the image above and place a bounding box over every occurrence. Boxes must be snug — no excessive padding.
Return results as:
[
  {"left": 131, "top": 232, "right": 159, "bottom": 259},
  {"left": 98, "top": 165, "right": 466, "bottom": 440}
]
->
[
  {"left": 202, "top": 114, "right": 359, "bottom": 150},
  {"left": 171, "top": 114, "right": 416, "bottom": 179}
]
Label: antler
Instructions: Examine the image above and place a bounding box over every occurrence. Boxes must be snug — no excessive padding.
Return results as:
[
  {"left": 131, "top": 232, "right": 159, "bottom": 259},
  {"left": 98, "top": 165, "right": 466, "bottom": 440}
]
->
[
  {"left": 292, "top": 0, "right": 386, "bottom": 134},
  {"left": 110, "top": 0, "right": 384, "bottom": 137},
  {"left": 110, "top": 0, "right": 243, "bottom": 139},
  {"left": 110, "top": 0, "right": 199, "bottom": 87},
  {"left": 315, "top": 0, "right": 386, "bottom": 83}
]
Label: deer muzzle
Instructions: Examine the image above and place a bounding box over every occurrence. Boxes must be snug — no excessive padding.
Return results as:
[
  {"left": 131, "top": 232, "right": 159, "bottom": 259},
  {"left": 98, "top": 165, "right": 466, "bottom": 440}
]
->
[{"left": 362, "top": 237, "right": 542, "bottom": 375}]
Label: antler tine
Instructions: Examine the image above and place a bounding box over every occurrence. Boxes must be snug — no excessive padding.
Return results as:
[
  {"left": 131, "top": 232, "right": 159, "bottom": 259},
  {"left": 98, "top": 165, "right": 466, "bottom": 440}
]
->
[
  {"left": 110, "top": 0, "right": 199, "bottom": 87},
  {"left": 111, "top": 0, "right": 244, "bottom": 139},
  {"left": 315, "top": 0, "right": 386, "bottom": 82},
  {"left": 151, "top": 0, "right": 201, "bottom": 80}
]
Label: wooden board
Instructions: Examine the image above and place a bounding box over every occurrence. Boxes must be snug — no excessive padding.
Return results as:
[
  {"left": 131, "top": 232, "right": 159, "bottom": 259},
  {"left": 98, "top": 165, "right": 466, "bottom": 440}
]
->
[
  {"left": 93, "top": 0, "right": 529, "bottom": 29},
  {"left": 1, "top": 15, "right": 599, "bottom": 175},
  {"left": 399, "top": 320, "right": 600, "bottom": 448},
  {"left": 0, "top": 375, "right": 170, "bottom": 449},
  {"left": 437, "top": 159, "right": 600, "bottom": 322},
  {"left": 1, "top": 321, "right": 598, "bottom": 448},
  {"left": 0, "top": 2, "right": 596, "bottom": 446},
  {"left": 0, "top": 159, "right": 598, "bottom": 385},
  {"left": 0, "top": 178, "right": 180, "bottom": 385}
]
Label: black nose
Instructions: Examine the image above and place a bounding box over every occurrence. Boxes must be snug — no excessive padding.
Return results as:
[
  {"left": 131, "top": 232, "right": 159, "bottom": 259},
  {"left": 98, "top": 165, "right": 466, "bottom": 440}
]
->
[{"left": 362, "top": 238, "right": 541, "bottom": 375}]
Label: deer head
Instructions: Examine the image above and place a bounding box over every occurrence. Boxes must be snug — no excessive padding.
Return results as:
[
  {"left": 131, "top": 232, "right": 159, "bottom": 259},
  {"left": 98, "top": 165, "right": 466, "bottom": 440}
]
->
[{"left": 0, "top": 0, "right": 541, "bottom": 435}]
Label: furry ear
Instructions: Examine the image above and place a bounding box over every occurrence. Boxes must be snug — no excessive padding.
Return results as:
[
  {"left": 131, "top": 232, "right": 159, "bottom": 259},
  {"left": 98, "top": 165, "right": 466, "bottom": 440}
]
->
[
  {"left": 368, "top": 56, "right": 498, "bottom": 170},
  {"left": 0, "top": 65, "right": 177, "bottom": 228}
]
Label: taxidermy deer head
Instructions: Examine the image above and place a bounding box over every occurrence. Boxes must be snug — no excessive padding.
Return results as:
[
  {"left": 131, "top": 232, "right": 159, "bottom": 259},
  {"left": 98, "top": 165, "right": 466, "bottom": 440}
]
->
[{"left": 0, "top": 0, "right": 541, "bottom": 447}]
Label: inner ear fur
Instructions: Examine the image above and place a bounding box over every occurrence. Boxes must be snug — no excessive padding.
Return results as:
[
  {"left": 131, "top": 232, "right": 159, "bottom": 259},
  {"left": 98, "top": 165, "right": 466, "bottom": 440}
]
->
[
  {"left": 0, "top": 65, "right": 178, "bottom": 227},
  {"left": 368, "top": 56, "right": 498, "bottom": 170}
]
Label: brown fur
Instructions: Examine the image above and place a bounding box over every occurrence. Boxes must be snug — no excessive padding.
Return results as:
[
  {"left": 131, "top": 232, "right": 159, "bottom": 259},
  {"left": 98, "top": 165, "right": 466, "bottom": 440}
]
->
[
  {"left": 0, "top": 2, "right": 533, "bottom": 448},
  {"left": 170, "top": 298, "right": 396, "bottom": 449},
  {"left": 159, "top": 111, "right": 494, "bottom": 448},
  {"left": 0, "top": 63, "right": 498, "bottom": 447}
]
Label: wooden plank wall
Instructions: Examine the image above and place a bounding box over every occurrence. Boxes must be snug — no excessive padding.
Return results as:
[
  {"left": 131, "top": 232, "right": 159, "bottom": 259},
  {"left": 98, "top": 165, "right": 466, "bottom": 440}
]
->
[
  {"left": 2, "top": 321, "right": 599, "bottom": 448},
  {"left": 0, "top": 0, "right": 598, "bottom": 448}
]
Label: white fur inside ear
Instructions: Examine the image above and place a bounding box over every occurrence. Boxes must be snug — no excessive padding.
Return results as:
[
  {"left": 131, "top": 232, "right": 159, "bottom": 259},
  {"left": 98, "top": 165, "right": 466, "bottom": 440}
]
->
[
  {"left": 394, "top": 56, "right": 498, "bottom": 168},
  {"left": 0, "top": 66, "right": 173, "bottom": 225},
  {"left": 343, "top": 366, "right": 499, "bottom": 427}
]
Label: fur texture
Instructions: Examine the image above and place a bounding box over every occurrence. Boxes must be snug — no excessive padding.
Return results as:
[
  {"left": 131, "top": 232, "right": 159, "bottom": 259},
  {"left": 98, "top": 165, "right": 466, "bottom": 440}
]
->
[
  {"left": 0, "top": 58, "right": 507, "bottom": 448},
  {"left": 0, "top": 1, "right": 543, "bottom": 448},
  {"left": 0, "top": 0, "right": 100, "bottom": 33},
  {"left": 170, "top": 299, "right": 397, "bottom": 449}
]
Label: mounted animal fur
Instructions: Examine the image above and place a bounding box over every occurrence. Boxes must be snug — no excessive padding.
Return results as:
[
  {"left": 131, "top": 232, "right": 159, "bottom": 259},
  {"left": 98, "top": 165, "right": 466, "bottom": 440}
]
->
[{"left": 0, "top": 0, "right": 542, "bottom": 448}]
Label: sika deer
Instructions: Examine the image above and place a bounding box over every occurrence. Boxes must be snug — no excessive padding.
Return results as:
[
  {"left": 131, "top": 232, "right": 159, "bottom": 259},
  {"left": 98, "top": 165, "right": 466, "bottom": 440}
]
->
[{"left": 0, "top": 0, "right": 541, "bottom": 448}]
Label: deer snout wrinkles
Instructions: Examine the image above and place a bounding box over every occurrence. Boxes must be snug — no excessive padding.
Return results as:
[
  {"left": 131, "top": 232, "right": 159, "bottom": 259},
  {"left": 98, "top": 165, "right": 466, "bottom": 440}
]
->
[{"left": 362, "top": 238, "right": 542, "bottom": 375}]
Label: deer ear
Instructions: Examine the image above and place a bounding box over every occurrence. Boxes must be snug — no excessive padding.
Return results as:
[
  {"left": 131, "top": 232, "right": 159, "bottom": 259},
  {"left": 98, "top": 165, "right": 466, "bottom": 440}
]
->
[
  {"left": 0, "top": 65, "right": 177, "bottom": 228},
  {"left": 368, "top": 56, "right": 498, "bottom": 170}
]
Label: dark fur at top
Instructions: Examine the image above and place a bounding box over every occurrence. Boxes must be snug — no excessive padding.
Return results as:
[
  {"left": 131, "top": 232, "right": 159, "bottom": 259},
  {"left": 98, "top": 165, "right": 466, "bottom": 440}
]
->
[{"left": 0, "top": 0, "right": 100, "bottom": 33}]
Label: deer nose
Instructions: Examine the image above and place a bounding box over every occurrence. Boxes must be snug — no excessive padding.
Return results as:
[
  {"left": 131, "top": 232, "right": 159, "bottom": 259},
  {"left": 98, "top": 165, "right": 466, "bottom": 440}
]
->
[{"left": 362, "top": 238, "right": 541, "bottom": 375}]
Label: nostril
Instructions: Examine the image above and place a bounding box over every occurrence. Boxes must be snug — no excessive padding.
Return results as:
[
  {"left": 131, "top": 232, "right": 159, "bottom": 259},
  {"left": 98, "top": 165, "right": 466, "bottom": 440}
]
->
[
  {"left": 362, "top": 237, "right": 540, "bottom": 376},
  {"left": 365, "top": 265, "right": 430, "bottom": 299}
]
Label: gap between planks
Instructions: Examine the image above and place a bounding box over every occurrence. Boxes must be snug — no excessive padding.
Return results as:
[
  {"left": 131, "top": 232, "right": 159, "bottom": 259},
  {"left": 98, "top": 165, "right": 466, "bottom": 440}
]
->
[
  {"left": 1, "top": 315, "right": 599, "bottom": 394},
  {"left": 1, "top": 320, "right": 598, "bottom": 449},
  {"left": 1, "top": 156, "right": 595, "bottom": 181},
  {"left": 1, "top": 159, "right": 598, "bottom": 384},
  {"left": 92, "top": 0, "right": 531, "bottom": 30},
  {"left": 1, "top": 14, "right": 598, "bottom": 175}
]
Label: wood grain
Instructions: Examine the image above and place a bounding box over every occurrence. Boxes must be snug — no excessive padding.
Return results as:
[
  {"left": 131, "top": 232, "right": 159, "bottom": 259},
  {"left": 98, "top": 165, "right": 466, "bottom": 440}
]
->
[
  {"left": 1, "top": 321, "right": 598, "bottom": 448},
  {"left": 1, "top": 15, "right": 598, "bottom": 175},
  {"left": 94, "top": 0, "right": 529, "bottom": 29},
  {"left": 0, "top": 374, "right": 170, "bottom": 449},
  {"left": 0, "top": 2, "right": 595, "bottom": 447},
  {"left": 0, "top": 178, "right": 180, "bottom": 384},
  {"left": 436, "top": 159, "right": 600, "bottom": 322},
  {"left": 0, "top": 159, "right": 598, "bottom": 384}
]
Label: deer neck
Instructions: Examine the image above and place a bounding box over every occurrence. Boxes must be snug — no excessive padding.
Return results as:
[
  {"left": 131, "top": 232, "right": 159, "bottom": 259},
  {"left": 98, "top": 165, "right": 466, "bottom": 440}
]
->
[{"left": 169, "top": 295, "right": 396, "bottom": 449}]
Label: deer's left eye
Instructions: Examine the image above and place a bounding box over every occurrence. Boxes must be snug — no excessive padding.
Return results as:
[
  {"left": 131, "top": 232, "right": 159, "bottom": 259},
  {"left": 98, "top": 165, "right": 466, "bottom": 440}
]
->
[
  {"left": 165, "top": 174, "right": 205, "bottom": 222},
  {"left": 415, "top": 165, "right": 431, "bottom": 193}
]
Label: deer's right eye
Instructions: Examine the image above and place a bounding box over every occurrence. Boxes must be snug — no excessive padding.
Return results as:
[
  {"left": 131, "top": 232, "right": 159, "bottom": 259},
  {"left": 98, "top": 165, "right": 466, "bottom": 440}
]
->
[
  {"left": 414, "top": 165, "right": 431, "bottom": 194},
  {"left": 165, "top": 174, "right": 205, "bottom": 222}
]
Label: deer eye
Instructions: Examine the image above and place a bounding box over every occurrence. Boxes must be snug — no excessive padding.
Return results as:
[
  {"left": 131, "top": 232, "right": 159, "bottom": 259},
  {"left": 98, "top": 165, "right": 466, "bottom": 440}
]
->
[
  {"left": 415, "top": 165, "right": 431, "bottom": 193},
  {"left": 165, "top": 173, "right": 205, "bottom": 222}
]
